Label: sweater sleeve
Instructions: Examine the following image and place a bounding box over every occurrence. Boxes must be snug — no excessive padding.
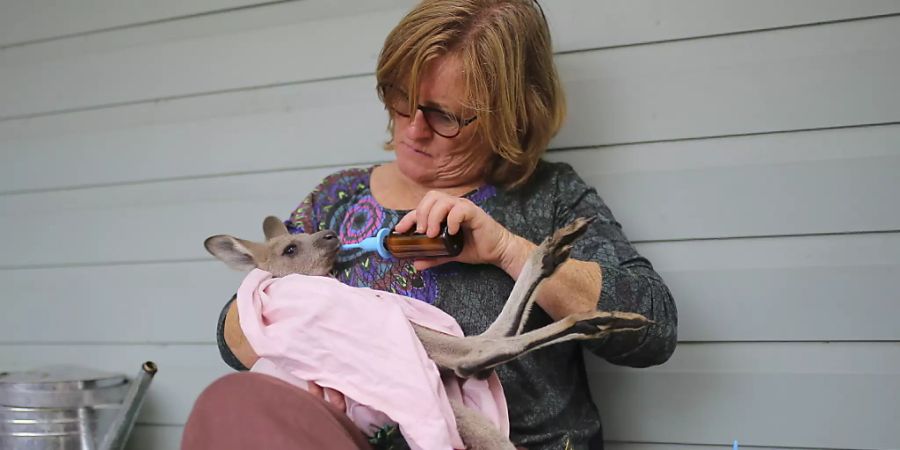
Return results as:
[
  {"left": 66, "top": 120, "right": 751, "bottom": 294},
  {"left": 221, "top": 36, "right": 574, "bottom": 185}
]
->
[
  {"left": 216, "top": 295, "right": 248, "bottom": 371},
  {"left": 552, "top": 163, "right": 677, "bottom": 367}
]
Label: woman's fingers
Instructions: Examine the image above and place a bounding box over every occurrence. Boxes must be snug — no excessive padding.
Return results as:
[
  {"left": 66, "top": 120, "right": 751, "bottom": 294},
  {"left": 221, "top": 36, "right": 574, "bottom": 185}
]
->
[
  {"left": 395, "top": 210, "right": 417, "bottom": 233},
  {"left": 445, "top": 202, "right": 471, "bottom": 236},
  {"left": 392, "top": 190, "right": 515, "bottom": 267},
  {"left": 395, "top": 191, "right": 460, "bottom": 236},
  {"left": 426, "top": 199, "right": 456, "bottom": 237},
  {"left": 307, "top": 381, "right": 323, "bottom": 397},
  {"left": 307, "top": 382, "right": 346, "bottom": 412},
  {"left": 415, "top": 192, "right": 440, "bottom": 234},
  {"left": 323, "top": 387, "right": 347, "bottom": 411}
]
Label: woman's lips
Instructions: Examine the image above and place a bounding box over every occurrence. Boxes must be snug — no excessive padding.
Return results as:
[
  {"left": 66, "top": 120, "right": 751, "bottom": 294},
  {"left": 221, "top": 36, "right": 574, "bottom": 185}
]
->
[{"left": 401, "top": 141, "right": 432, "bottom": 158}]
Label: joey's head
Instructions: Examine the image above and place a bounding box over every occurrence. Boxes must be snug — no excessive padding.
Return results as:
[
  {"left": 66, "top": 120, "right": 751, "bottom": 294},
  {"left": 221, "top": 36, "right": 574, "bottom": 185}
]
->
[{"left": 204, "top": 216, "right": 340, "bottom": 277}]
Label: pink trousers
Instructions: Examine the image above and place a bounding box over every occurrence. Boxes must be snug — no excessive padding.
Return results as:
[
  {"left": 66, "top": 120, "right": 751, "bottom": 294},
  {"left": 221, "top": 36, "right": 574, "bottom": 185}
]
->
[{"left": 181, "top": 372, "right": 373, "bottom": 450}]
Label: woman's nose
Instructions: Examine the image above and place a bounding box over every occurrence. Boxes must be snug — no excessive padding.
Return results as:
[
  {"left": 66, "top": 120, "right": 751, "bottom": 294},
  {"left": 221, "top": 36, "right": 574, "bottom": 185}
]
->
[{"left": 405, "top": 108, "right": 432, "bottom": 139}]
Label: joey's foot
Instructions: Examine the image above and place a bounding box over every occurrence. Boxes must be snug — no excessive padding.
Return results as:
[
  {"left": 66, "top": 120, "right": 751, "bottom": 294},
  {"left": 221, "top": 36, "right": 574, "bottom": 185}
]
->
[{"left": 537, "top": 217, "right": 596, "bottom": 278}]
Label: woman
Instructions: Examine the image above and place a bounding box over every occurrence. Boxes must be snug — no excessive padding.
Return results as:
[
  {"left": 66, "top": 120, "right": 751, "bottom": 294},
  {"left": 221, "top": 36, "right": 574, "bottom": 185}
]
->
[{"left": 183, "top": 1, "right": 677, "bottom": 449}]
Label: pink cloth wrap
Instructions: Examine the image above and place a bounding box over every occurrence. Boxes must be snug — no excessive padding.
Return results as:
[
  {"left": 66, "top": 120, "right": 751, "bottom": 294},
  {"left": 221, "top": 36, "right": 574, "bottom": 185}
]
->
[{"left": 236, "top": 269, "right": 509, "bottom": 450}]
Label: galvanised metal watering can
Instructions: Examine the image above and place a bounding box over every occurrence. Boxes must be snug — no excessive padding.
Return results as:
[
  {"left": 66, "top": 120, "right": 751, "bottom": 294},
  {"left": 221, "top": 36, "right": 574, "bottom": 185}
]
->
[{"left": 0, "top": 362, "right": 157, "bottom": 450}]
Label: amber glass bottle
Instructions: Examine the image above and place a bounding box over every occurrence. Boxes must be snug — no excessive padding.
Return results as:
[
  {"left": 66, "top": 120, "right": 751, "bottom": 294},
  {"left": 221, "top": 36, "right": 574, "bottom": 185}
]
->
[{"left": 383, "top": 225, "right": 464, "bottom": 258}]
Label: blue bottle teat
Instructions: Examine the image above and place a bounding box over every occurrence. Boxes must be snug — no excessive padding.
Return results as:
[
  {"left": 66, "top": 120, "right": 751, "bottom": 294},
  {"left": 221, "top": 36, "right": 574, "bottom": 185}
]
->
[{"left": 340, "top": 228, "right": 393, "bottom": 259}]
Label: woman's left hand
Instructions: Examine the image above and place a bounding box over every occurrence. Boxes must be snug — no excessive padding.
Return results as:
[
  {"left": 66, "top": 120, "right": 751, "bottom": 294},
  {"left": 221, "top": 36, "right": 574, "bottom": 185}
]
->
[{"left": 394, "top": 190, "right": 528, "bottom": 272}]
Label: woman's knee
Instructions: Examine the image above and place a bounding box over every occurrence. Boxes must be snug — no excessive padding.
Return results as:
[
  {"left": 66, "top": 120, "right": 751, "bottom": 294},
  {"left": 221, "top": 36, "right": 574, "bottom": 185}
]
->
[
  {"left": 194, "top": 372, "right": 284, "bottom": 406},
  {"left": 183, "top": 372, "right": 371, "bottom": 450}
]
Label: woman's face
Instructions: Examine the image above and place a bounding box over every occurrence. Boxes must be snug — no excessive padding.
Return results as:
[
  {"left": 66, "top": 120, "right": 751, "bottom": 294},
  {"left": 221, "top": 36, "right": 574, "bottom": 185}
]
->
[{"left": 388, "top": 55, "right": 493, "bottom": 189}]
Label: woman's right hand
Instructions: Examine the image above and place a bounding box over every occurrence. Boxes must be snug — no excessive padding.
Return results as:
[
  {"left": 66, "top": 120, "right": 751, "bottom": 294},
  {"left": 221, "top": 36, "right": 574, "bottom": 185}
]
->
[{"left": 307, "top": 382, "right": 347, "bottom": 412}]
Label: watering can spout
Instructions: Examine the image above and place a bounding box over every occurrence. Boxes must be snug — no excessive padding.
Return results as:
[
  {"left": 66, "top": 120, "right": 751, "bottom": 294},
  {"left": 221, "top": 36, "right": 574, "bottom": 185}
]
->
[{"left": 98, "top": 361, "right": 157, "bottom": 450}]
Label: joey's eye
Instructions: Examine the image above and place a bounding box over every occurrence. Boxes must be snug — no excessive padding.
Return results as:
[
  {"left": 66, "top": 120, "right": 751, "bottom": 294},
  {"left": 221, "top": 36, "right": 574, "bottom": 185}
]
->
[{"left": 282, "top": 244, "right": 297, "bottom": 256}]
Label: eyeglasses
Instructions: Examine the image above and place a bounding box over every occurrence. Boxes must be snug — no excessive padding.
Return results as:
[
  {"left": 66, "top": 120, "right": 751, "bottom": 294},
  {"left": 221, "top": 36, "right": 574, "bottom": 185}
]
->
[{"left": 380, "top": 85, "right": 477, "bottom": 138}]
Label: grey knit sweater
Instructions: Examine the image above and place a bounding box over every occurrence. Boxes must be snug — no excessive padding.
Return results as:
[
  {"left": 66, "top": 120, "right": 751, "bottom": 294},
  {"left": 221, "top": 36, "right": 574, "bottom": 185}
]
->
[{"left": 216, "top": 160, "right": 677, "bottom": 450}]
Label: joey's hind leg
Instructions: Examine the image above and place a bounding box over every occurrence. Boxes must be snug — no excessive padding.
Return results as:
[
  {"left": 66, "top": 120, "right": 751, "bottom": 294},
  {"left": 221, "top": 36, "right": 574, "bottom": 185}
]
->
[
  {"left": 449, "top": 398, "right": 515, "bottom": 450},
  {"left": 455, "top": 311, "right": 651, "bottom": 379}
]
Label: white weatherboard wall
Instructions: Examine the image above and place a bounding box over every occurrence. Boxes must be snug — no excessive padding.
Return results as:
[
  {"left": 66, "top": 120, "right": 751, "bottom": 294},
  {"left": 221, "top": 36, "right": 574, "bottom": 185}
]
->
[{"left": 1, "top": 1, "right": 899, "bottom": 448}]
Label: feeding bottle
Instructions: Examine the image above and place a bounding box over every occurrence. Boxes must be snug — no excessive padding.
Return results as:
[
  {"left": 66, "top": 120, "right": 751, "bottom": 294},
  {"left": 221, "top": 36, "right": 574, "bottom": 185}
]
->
[{"left": 341, "top": 224, "right": 464, "bottom": 259}]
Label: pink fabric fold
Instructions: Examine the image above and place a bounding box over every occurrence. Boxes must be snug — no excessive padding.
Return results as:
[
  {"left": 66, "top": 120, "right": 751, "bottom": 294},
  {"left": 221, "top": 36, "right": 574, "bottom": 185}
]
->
[{"left": 236, "top": 269, "right": 509, "bottom": 450}]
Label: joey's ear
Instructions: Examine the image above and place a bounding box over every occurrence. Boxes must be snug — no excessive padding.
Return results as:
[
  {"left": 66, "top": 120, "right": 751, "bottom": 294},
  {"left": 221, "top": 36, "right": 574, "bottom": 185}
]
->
[
  {"left": 263, "top": 216, "right": 289, "bottom": 240},
  {"left": 204, "top": 235, "right": 268, "bottom": 271}
]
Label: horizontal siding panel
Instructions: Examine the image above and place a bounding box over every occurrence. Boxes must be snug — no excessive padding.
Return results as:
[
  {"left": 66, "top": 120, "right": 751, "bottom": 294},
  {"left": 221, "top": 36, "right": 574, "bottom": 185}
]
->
[
  {"left": 0, "top": 0, "right": 410, "bottom": 65},
  {"left": 0, "top": 425, "right": 193, "bottom": 450},
  {"left": 3, "top": 129, "right": 897, "bottom": 267},
  {"left": 128, "top": 425, "right": 183, "bottom": 450},
  {"left": 587, "top": 343, "right": 900, "bottom": 450},
  {"left": 0, "top": 166, "right": 341, "bottom": 267},
  {"left": 554, "top": 15, "right": 900, "bottom": 148},
  {"left": 547, "top": 0, "right": 900, "bottom": 53},
  {"left": 641, "top": 232, "right": 900, "bottom": 342},
  {"left": 0, "top": 76, "right": 388, "bottom": 193},
  {"left": 6, "top": 0, "right": 896, "bottom": 58},
  {"left": 2, "top": 342, "right": 895, "bottom": 449},
  {"left": 2, "top": 2, "right": 898, "bottom": 119},
  {"left": 0, "top": 0, "right": 274, "bottom": 48},
  {"left": 0, "top": 261, "right": 245, "bottom": 344},
  {"left": 0, "top": 6, "right": 403, "bottom": 120},
  {"left": 0, "top": 0, "right": 412, "bottom": 68},
  {"left": 548, "top": 126, "right": 900, "bottom": 240},
  {"left": 605, "top": 444, "right": 817, "bottom": 450},
  {"left": 2, "top": 233, "right": 898, "bottom": 344},
  {"left": 3, "top": 19, "right": 899, "bottom": 192},
  {"left": 123, "top": 430, "right": 861, "bottom": 450}
]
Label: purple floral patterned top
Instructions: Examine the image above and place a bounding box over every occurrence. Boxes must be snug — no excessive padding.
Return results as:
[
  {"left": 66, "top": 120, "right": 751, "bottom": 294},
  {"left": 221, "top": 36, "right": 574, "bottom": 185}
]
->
[{"left": 284, "top": 166, "right": 497, "bottom": 304}]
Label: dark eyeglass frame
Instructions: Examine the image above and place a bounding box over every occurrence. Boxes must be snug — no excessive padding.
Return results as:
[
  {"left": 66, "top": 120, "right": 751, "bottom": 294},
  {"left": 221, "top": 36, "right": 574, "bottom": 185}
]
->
[{"left": 379, "top": 84, "right": 478, "bottom": 139}]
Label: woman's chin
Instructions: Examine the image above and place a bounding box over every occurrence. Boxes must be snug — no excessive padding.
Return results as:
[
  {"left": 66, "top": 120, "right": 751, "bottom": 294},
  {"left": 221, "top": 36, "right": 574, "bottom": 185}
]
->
[{"left": 395, "top": 157, "right": 436, "bottom": 186}]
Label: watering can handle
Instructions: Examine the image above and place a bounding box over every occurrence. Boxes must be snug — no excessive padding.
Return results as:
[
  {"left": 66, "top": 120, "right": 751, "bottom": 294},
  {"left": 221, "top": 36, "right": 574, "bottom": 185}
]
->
[{"left": 98, "top": 361, "right": 158, "bottom": 450}]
